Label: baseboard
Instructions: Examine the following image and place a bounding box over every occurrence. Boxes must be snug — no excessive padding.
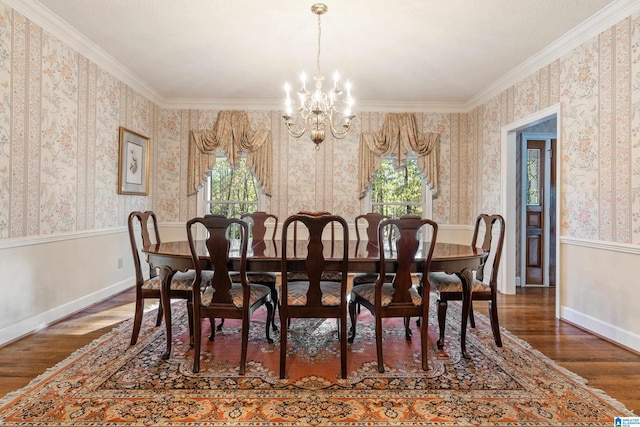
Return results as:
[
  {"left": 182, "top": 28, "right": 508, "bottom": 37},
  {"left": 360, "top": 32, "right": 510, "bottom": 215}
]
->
[
  {"left": 560, "top": 305, "right": 640, "bottom": 354},
  {"left": 0, "top": 278, "right": 134, "bottom": 347}
]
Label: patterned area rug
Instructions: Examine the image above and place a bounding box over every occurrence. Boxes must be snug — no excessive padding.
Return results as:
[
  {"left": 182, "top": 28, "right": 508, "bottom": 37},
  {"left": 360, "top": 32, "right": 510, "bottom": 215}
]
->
[{"left": 0, "top": 297, "right": 634, "bottom": 426}]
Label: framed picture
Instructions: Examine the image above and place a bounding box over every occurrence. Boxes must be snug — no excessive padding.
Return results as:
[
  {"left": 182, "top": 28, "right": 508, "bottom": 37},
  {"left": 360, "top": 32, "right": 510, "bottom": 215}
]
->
[{"left": 118, "top": 127, "right": 150, "bottom": 195}]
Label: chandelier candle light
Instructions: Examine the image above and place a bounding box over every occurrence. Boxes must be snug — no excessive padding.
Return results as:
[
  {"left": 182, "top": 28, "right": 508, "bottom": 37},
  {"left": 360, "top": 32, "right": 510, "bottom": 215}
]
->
[{"left": 283, "top": 3, "right": 355, "bottom": 148}]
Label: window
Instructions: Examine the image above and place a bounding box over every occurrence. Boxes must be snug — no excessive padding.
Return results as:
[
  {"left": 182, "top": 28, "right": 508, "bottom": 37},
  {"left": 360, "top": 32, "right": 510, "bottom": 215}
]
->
[
  {"left": 370, "top": 157, "right": 423, "bottom": 218},
  {"left": 205, "top": 156, "right": 259, "bottom": 217}
]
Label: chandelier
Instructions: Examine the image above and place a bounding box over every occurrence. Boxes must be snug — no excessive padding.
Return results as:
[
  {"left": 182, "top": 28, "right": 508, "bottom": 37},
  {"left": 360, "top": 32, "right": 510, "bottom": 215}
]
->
[{"left": 282, "top": 3, "right": 355, "bottom": 148}]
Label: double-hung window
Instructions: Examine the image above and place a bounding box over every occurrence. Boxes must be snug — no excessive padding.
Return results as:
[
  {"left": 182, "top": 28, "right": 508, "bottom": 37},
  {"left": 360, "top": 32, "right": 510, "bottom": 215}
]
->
[
  {"left": 204, "top": 156, "right": 259, "bottom": 217},
  {"left": 370, "top": 156, "right": 424, "bottom": 218}
]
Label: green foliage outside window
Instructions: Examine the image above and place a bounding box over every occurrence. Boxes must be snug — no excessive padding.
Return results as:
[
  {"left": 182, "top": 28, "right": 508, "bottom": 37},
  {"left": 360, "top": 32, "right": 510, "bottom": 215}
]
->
[
  {"left": 208, "top": 157, "right": 258, "bottom": 217},
  {"left": 371, "top": 158, "right": 423, "bottom": 218}
]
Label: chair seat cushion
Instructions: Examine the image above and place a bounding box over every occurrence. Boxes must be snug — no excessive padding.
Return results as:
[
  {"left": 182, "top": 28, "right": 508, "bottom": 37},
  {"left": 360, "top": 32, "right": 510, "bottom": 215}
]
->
[
  {"left": 201, "top": 282, "right": 271, "bottom": 308},
  {"left": 351, "top": 283, "right": 422, "bottom": 307},
  {"left": 285, "top": 281, "right": 343, "bottom": 306},
  {"left": 352, "top": 273, "right": 395, "bottom": 287},
  {"left": 141, "top": 270, "right": 212, "bottom": 291},
  {"left": 229, "top": 272, "right": 277, "bottom": 285},
  {"left": 428, "top": 272, "right": 489, "bottom": 293}
]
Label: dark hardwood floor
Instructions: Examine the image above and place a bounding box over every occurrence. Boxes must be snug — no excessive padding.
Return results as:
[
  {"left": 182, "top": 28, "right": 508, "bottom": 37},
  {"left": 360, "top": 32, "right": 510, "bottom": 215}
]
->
[{"left": 0, "top": 286, "right": 638, "bottom": 414}]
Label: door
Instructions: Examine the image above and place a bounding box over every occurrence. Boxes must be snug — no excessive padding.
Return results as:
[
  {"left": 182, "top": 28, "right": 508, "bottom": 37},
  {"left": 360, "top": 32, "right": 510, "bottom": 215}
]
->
[
  {"left": 525, "top": 140, "right": 545, "bottom": 285},
  {"left": 523, "top": 136, "right": 556, "bottom": 286}
]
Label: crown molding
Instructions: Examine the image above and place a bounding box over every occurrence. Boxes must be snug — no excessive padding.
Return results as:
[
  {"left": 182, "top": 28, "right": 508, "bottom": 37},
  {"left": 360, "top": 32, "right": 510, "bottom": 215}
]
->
[
  {"left": 6, "top": 0, "right": 640, "bottom": 113},
  {"left": 466, "top": 0, "right": 640, "bottom": 110},
  {"left": 162, "top": 98, "right": 280, "bottom": 111},
  {"left": 4, "top": 0, "right": 165, "bottom": 105}
]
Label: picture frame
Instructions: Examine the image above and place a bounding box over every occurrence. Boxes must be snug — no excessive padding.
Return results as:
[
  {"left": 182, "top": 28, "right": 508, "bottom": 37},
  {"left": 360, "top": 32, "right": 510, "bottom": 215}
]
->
[{"left": 118, "top": 127, "right": 150, "bottom": 195}]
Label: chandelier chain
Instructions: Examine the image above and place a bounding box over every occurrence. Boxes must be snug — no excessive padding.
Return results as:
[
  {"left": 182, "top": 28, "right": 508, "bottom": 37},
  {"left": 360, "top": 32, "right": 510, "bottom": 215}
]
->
[{"left": 316, "top": 12, "right": 321, "bottom": 78}]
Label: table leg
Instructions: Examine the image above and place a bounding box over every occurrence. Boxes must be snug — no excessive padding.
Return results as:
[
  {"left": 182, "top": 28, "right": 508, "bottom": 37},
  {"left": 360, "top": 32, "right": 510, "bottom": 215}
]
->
[
  {"left": 457, "top": 267, "right": 474, "bottom": 359},
  {"left": 159, "top": 266, "right": 174, "bottom": 360}
]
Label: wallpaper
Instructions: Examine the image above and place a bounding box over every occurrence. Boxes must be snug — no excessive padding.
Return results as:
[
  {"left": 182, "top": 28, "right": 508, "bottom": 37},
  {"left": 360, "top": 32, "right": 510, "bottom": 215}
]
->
[
  {"left": 1, "top": 2, "right": 640, "bottom": 245},
  {"left": 0, "top": 4, "right": 154, "bottom": 239}
]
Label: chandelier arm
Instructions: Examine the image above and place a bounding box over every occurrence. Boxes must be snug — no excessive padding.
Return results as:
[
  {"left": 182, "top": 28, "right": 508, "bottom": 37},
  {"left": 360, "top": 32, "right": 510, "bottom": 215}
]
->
[
  {"left": 328, "top": 116, "right": 354, "bottom": 139},
  {"left": 284, "top": 119, "right": 308, "bottom": 139}
]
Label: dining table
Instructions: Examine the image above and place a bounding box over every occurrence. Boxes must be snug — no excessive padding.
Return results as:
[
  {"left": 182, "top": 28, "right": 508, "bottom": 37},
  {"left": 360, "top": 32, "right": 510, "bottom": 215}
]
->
[{"left": 143, "top": 238, "right": 486, "bottom": 360}]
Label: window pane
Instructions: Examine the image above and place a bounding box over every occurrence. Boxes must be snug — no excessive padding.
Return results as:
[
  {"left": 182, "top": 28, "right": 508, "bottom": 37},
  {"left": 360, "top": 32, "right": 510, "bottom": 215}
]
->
[
  {"left": 527, "top": 148, "right": 540, "bottom": 206},
  {"left": 371, "top": 158, "right": 422, "bottom": 218},
  {"left": 208, "top": 157, "right": 258, "bottom": 216}
]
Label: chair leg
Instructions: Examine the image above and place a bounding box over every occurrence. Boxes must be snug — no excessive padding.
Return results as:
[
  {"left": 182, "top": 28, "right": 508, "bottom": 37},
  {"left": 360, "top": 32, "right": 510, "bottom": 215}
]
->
[
  {"left": 469, "top": 300, "right": 476, "bottom": 328},
  {"left": 279, "top": 315, "right": 288, "bottom": 379},
  {"left": 488, "top": 300, "right": 503, "bottom": 347},
  {"left": 187, "top": 302, "right": 195, "bottom": 347},
  {"left": 155, "top": 302, "right": 164, "bottom": 326},
  {"left": 404, "top": 317, "right": 412, "bottom": 340},
  {"left": 347, "top": 299, "right": 357, "bottom": 343},
  {"left": 192, "top": 312, "right": 202, "bottom": 373},
  {"left": 420, "top": 314, "right": 429, "bottom": 371},
  {"left": 340, "top": 315, "right": 347, "bottom": 379},
  {"left": 130, "top": 298, "right": 144, "bottom": 346},
  {"left": 437, "top": 299, "right": 448, "bottom": 349},
  {"left": 265, "top": 300, "right": 274, "bottom": 344},
  {"left": 208, "top": 318, "right": 216, "bottom": 341},
  {"left": 240, "top": 315, "right": 249, "bottom": 375},
  {"left": 270, "top": 286, "right": 279, "bottom": 332},
  {"left": 216, "top": 318, "right": 225, "bottom": 331},
  {"left": 375, "top": 314, "right": 384, "bottom": 373}
]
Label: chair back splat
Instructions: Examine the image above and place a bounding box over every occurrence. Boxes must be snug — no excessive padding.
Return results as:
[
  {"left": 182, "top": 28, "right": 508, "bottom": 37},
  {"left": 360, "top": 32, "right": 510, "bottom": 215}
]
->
[{"left": 279, "top": 212, "right": 349, "bottom": 379}]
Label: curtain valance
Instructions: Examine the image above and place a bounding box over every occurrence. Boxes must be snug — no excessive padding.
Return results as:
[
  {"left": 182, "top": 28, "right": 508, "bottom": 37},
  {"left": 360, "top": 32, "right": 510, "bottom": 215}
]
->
[
  {"left": 188, "top": 110, "right": 272, "bottom": 196},
  {"left": 358, "top": 113, "right": 439, "bottom": 198}
]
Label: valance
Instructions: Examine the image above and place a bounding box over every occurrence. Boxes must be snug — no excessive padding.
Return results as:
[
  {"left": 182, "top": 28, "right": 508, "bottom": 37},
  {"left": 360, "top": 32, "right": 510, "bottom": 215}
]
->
[
  {"left": 188, "top": 110, "right": 272, "bottom": 196},
  {"left": 358, "top": 113, "right": 439, "bottom": 198}
]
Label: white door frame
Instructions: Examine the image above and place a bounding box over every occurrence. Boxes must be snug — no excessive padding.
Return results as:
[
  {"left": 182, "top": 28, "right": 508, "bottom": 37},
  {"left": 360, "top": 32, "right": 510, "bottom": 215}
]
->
[{"left": 501, "top": 104, "right": 561, "bottom": 318}]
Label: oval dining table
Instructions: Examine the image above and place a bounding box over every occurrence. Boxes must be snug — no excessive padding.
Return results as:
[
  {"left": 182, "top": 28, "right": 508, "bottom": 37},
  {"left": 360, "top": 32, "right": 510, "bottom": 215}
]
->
[{"left": 143, "top": 239, "right": 486, "bottom": 360}]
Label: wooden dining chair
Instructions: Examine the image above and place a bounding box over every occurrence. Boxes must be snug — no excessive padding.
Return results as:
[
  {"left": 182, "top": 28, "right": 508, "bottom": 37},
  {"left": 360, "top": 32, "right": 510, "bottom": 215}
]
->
[
  {"left": 280, "top": 212, "right": 349, "bottom": 379},
  {"left": 348, "top": 216, "right": 438, "bottom": 373},
  {"left": 128, "top": 210, "right": 210, "bottom": 346},
  {"left": 227, "top": 211, "right": 279, "bottom": 332},
  {"left": 428, "top": 214, "right": 505, "bottom": 349},
  {"left": 186, "top": 215, "right": 275, "bottom": 374}
]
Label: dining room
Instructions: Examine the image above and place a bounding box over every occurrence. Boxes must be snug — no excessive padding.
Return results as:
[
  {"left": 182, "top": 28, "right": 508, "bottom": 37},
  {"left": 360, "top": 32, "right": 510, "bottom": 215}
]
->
[{"left": 1, "top": 0, "right": 639, "bottom": 425}]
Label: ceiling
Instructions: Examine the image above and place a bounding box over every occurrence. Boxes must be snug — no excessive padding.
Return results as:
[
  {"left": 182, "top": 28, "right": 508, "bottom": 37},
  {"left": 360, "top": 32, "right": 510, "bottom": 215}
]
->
[{"left": 20, "top": 0, "right": 622, "bottom": 110}]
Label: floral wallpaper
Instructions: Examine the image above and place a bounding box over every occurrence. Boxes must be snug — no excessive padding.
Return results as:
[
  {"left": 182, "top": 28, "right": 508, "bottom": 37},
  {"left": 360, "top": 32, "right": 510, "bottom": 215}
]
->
[
  {"left": 1, "top": 1, "right": 640, "bottom": 247},
  {"left": 0, "top": 4, "right": 153, "bottom": 239}
]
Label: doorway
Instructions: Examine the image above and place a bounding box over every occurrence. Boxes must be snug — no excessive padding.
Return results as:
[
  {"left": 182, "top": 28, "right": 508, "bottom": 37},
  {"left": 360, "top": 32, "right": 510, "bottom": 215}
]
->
[{"left": 500, "top": 104, "right": 560, "bottom": 315}]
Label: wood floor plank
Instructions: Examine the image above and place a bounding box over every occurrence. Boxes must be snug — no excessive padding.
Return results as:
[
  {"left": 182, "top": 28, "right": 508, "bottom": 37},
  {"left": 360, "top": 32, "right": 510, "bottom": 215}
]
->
[{"left": 0, "top": 286, "right": 637, "bottom": 415}]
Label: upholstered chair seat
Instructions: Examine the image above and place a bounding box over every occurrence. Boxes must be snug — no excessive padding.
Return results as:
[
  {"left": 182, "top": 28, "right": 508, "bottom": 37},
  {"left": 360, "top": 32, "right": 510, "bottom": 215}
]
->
[
  {"left": 351, "top": 282, "right": 422, "bottom": 307},
  {"left": 201, "top": 282, "right": 271, "bottom": 308},
  {"left": 285, "top": 281, "right": 342, "bottom": 306}
]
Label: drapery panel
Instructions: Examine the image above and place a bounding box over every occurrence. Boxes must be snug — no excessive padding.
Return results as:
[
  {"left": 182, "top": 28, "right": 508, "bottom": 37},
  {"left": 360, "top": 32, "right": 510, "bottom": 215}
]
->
[
  {"left": 188, "top": 110, "right": 273, "bottom": 196},
  {"left": 358, "top": 113, "right": 439, "bottom": 198}
]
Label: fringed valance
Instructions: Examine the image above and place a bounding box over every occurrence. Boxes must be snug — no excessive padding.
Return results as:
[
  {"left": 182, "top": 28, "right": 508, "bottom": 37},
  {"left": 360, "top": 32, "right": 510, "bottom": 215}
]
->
[
  {"left": 188, "top": 110, "right": 272, "bottom": 196},
  {"left": 358, "top": 113, "right": 439, "bottom": 198}
]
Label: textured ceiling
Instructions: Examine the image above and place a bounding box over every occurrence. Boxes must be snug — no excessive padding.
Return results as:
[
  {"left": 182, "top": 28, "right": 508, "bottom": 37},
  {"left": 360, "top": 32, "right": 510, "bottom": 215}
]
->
[{"left": 27, "top": 0, "right": 619, "bottom": 109}]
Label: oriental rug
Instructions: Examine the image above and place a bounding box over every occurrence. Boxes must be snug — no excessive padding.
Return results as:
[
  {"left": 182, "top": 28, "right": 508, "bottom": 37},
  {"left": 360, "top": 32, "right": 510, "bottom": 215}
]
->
[{"left": 0, "top": 297, "right": 634, "bottom": 426}]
